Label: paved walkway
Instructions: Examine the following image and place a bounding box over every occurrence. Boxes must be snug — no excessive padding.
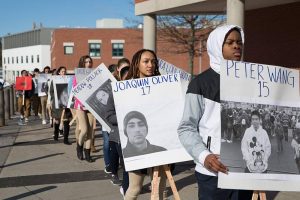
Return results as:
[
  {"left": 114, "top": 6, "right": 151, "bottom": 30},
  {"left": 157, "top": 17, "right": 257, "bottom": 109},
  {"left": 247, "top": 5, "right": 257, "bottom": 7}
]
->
[{"left": 0, "top": 115, "right": 299, "bottom": 200}]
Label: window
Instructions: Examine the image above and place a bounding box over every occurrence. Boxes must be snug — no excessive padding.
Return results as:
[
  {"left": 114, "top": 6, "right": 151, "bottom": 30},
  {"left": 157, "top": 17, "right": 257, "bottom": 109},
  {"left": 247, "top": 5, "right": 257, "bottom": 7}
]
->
[
  {"left": 63, "top": 42, "right": 74, "bottom": 55},
  {"left": 8, "top": 57, "right": 10, "bottom": 64},
  {"left": 112, "top": 43, "right": 124, "bottom": 57},
  {"left": 16, "top": 57, "right": 18, "bottom": 64},
  {"left": 64, "top": 46, "right": 74, "bottom": 55},
  {"left": 89, "top": 43, "right": 101, "bottom": 57},
  {"left": 26, "top": 56, "right": 28, "bottom": 63},
  {"left": 21, "top": 56, "right": 23, "bottom": 63},
  {"left": 12, "top": 57, "right": 14, "bottom": 64},
  {"left": 37, "top": 55, "right": 40, "bottom": 63},
  {"left": 31, "top": 55, "right": 34, "bottom": 63},
  {"left": 3, "top": 58, "right": 5, "bottom": 64}
]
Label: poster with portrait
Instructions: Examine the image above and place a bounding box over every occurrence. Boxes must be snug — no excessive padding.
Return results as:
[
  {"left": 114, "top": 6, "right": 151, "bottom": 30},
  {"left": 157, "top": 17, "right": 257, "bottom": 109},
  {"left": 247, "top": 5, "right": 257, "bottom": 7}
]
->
[
  {"left": 72, "top": 63, "right": 117, "bottom": 132},
  {"left": 218, "top": 60, "right": 300, "bottom": 191},
  {"left": 158, "top": 58, "right": 191, "bottom": 94},
  {"left": 37, "top": 73, "right": 51, "bottom": 96},
  {"left": 52, "top": 75, "right": 73, "bottom": 109},
  {"left": 112, "top": 73, "right": 192, "bottom": 171}
]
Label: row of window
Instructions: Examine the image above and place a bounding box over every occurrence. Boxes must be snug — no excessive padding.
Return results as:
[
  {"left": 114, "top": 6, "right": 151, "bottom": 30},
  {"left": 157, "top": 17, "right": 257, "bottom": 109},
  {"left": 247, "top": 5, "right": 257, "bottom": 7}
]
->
[
  {"left": 64, "top": 43, "right": 124, "bottom": 57},
  {"left": 3, "top": 55, "right": 40, "bottom": 65}
]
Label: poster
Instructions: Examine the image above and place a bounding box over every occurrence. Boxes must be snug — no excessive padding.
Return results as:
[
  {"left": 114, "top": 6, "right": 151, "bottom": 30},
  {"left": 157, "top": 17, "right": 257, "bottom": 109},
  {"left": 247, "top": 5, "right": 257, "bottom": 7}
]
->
[
  {"left": 52, "top": 75, "right": 73, "bottom": 109},
  {"left": 72, "top": 63, "right": 117, "bottom": 132},
  {"left": 218, "top": 60, "right": 300, "bottom": 191},
  {"left": 112, "top": 73, "right": 192, "bottom": 171},
  {"left": 15, "top": 76, "right": 32, "bottom": 90},
  {"left": 158, "top": 58, "right": 191, "bottom": 94},
  {"left": 37, "top": 73, "right": 51, "bottom": 96},
  {"left": 75, "top": 68, "right": 93, "bottom": 83}
]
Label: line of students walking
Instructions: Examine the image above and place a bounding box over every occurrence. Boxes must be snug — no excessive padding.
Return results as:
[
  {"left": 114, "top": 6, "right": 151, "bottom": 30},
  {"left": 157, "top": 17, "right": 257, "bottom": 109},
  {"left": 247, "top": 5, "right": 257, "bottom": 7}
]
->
[{"left": 16, "top": 23, "right": 254, "bottom": 200}]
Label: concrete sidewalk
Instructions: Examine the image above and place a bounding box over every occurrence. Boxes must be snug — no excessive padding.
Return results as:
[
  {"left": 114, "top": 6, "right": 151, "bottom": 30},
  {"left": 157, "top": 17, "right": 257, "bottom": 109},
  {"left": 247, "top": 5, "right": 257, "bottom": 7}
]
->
[{"left": 0, "top": 116, "right": 299, "bottom": 200}]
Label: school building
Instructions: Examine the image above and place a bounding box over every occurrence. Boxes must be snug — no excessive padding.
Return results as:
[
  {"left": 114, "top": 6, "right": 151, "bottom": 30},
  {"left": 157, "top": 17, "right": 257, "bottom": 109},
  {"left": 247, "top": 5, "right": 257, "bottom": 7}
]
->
[
  {"left": 135, "top": 0, "right": 300, "bottom": 69},
  {"left": 51, "top": 27, "right": 209, "bottom": 73}
]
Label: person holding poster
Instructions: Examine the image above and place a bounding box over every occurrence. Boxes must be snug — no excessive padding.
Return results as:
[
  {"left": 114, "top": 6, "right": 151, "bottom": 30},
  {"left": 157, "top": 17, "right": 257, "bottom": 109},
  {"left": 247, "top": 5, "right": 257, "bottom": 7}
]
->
[
  {"left": 49, "top": 66, "right": 72, "bottom": 145},
  {"left": 124, "top": 49, "right": 166, "bottom": 200},
  {"left": 39, "top": 66, "right": 51, "bottom": 125},
  {"left": 178, "top": 25, "right": 253, "bottom": 200},
  {"left": 73, "top": 55, "right": 95, "bottom": 162},
  {"left": 16, "top": 70, "right": 34, "bottom": 124},
  {"left": 122, "top": 111, "right": 166, "bottom": 158},
  {"left": 241, "top": 110, "right": 271, "bottom": 173}
]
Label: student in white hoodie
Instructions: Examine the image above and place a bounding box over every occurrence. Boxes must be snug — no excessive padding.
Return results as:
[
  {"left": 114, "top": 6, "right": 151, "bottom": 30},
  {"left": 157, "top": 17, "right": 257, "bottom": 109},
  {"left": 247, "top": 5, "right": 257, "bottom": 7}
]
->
[{"left": 178, "top": 25, "right": 252, "bottom": 200}]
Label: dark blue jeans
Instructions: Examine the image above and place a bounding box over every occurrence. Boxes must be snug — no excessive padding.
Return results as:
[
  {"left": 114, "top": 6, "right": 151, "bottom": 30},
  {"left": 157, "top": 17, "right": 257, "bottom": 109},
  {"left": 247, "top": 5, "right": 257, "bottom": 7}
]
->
[
  {"left": 195, "top": 171, "right": 252, "bottom": 200},
  {"left": 102, "top": 131, "right": 110, "bottom": 167}
]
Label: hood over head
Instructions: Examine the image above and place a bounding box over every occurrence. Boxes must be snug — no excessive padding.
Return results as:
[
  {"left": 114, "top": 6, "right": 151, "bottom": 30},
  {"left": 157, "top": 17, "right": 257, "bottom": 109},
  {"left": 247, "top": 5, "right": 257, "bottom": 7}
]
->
[{"left": 207, "top": 24, "right": 244, "bottom": 74}]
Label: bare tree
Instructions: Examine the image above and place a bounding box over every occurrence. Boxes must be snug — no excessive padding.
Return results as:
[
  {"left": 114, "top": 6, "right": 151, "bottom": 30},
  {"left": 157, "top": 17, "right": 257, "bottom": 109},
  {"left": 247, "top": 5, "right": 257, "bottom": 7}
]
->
[{"left": 157, "top": 15, "right": 225, "bottom": 76}]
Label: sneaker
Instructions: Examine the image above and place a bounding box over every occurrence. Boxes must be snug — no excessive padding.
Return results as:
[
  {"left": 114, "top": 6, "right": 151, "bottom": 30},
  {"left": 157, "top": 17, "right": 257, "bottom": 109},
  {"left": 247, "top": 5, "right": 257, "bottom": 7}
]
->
[
  {"left": 110, "top": 174, "right": 122, "bottom": 186},
  {"left": 104, "top": 165, "right": 112, "bottom": 174},
  {"left": 18, "top": 119, "right": 26, "bottom": 126},
  {"left": 120, "top": 186, "right": 125, "bottom": 199},
  {"left": 59, "top": 130, "right": 63, "bottom": 137},
  {"left": 221, "top": 138, "right": 226, "bottom": 143},
  {"left": 20, "top": 115, "right": 24, "bottom": 120},
  {"left": 25, "top": 118, "right": 29, "bottom": 123},
  {"left": 42, "top": 120, "right": 47, "bottom": 125},
  {"left": 227, "top": 140, "right": 232, "bottom": 143}
]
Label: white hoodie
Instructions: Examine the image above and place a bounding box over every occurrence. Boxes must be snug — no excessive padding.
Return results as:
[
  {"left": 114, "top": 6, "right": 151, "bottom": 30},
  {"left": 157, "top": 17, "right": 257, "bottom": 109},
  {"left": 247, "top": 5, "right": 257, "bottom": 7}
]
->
[{"left": 178, "top": 24, "right": 244, "bottom": 176}]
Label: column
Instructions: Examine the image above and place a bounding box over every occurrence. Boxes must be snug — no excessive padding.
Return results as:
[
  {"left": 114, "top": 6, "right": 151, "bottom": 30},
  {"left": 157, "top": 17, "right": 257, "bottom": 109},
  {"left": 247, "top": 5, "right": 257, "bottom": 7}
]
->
[
  {"left": 227, "top": 0, "right": 245, "bottom": 28},
  {"left": 143, "top": 15, "right": 157, "bottom": 51}
]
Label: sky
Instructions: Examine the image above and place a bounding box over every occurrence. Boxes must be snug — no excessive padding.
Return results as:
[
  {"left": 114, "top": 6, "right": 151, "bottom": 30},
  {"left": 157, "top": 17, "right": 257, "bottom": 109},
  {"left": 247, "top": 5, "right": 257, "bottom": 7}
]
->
[{"left": 0, "top": 0, "right": 142, "bottom": 37}]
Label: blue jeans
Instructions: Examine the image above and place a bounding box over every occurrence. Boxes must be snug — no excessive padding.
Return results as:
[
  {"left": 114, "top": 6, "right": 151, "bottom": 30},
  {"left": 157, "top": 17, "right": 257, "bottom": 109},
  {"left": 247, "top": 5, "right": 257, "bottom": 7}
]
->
[
  {"left": 195, "top": 171, "right": 252, "bottom": 200},
  {"left": 102, "top": 131, "right": 110, "bottom": 167}
]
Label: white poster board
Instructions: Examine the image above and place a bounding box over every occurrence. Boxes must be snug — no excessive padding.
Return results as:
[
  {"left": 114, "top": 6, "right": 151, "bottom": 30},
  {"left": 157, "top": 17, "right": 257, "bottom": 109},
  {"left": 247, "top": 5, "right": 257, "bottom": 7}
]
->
[
  {"left": 75, "top": 68, "right": 93, "bottom": 83},
  {"left": 218, "top": 60, "right": 300, "bottom": 191},
  {"left": 158, "top": 58, "right": 191, "bottom": 94},
  {"left": 112, "top": 73, "right": 192, "bottom": 171},
  {"left": 66, "top": 68, "right": 93, "bottom": 109},
  {"left": 72, "top": 63, "right": 117, "bottom": 132},
  {"left": 37, "top": 73, "right": 51, "bottom": 96},
  {"left": 52, "top": 75, "right": 73, "bottom": 109}
]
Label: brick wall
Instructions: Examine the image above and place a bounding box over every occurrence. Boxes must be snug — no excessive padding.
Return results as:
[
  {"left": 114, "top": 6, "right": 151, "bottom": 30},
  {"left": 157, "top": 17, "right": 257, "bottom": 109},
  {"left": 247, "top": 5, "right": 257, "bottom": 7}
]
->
[{"left": 51, "top": 28, "right": 209, "bottom": 75}]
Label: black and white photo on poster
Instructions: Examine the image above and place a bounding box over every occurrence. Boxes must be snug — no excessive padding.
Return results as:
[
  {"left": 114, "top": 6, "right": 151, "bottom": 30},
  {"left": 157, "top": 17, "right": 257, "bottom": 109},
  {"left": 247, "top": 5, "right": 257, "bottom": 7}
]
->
[
  {"left": 37, "top": 73, "right": 51, "bottom": 96},
  {"left": 218, "top": 60, "right": 300, "bottom": 191},
  {"left": 112, "top": 73, "right": 192, "bottom": 171},
  {"left": 72, "top": 63, "right": 116, "bottom": 132},
  {"left": 52, "top": 75, "right": 73, "bottom": 109},
  {"left": 158, "top": 58, "right": 191, "bottom": 94},
  {"left": 85, "top": 79, "right": 113, "bottom": 129}
]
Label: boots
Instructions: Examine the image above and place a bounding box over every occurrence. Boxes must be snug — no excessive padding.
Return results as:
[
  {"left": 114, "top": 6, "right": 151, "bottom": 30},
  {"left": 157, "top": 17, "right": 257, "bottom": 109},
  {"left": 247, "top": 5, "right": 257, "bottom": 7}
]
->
[
  {"left": 63, "top": 121, "right": 71, "bottom": 145},
  {"left": 53, "top": 123, "right": 59, "bottom": 141},
  {"left": 84, "top": 148, "right": 94, "bottom": 163},
  {"left": 91, "top": 138, "right": 97, "bottom": 152},
  {"left": 76, "top": 143, "right": 84, "bottom": 160}
]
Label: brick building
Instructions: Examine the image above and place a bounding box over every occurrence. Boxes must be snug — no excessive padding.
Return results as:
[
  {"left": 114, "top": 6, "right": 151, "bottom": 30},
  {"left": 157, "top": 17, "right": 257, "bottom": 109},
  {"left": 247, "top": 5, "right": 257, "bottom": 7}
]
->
[{"left": 51, "top": 28, "right": 209, "bottom": 74}]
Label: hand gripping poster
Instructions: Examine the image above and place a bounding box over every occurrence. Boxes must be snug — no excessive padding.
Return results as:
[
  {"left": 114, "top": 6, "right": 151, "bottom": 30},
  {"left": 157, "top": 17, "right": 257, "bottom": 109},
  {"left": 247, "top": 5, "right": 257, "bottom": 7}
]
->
[
  {"left": 218, "top": 60, "right": 300, "bottom": 191},
  {"left": 72, "top": 63, "right": 117, "bottom": 132},
  {"left": 112, "top": 73, "right": 192, "bottom": 171},
  {"left": 52, "top": 75, "right": 73, "bottom": 109}
]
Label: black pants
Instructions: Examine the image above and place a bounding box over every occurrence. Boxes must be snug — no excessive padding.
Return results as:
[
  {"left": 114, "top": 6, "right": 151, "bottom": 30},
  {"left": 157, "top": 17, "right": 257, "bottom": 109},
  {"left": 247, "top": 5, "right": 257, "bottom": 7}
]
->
[
  {"left": 195, "top": 171, "right": 253, "bottom": 200},
  {"left": 109, "top": 141, "right": 123, "bottom": 175}
]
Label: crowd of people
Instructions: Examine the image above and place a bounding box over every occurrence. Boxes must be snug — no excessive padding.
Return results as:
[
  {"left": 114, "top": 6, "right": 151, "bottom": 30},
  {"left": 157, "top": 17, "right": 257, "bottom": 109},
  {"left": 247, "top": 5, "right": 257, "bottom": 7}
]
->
[{"left": 13, "top": 24, "right": 300, "bottom": 200}]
